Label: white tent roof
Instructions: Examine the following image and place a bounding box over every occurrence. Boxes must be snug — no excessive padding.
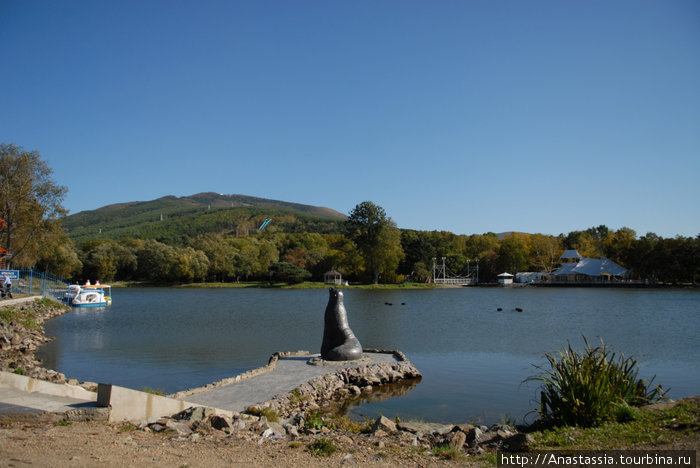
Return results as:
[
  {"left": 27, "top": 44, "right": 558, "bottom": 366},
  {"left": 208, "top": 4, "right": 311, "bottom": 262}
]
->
[
  {"left": 560, "top": 249, "right": 582, "bottom": 259},
  {"left": 551, "top": 256, "right": 627, "bottom": 277},
  {"left": 497, "top": 272, "right": 514, "bottom": 277}
]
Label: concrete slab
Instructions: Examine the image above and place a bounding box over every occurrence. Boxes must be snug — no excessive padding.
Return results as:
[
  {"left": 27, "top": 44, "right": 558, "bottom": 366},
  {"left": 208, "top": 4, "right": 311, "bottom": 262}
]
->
[
  {"left": 185, "top": 352, "right": 399, "bottom": 413},
  {"left": 0, "top": 352, "right": 406, "bottom": 422},
  {"left": 0, "top": 387, "right": 97, "bottom": 414}
]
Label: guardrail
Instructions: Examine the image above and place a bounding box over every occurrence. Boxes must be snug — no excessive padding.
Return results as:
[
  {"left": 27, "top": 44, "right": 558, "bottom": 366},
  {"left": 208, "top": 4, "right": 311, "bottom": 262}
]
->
[{"left": 13, "top": 269, "right": 69, "bottom": 302}]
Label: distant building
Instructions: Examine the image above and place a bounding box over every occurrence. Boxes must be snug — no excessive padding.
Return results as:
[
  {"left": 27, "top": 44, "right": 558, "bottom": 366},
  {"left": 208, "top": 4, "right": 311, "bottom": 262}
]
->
[
  {"left": 497, "top": 272, "right": 514, "bottom": 285},
  {"left": 324, "top": 270, "right": 343, "bottom": 285},
  {"left": 516, "top": 272, "right": 542, "bottom": 284},
  {"left": 544, "top": 250, "right": 628, "bottom": 283}
]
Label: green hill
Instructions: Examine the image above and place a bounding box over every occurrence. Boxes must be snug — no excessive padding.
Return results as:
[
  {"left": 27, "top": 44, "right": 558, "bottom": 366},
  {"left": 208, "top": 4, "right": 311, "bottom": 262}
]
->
[{"left": 63, "top": 192, "right": 348, "bottom": 244}]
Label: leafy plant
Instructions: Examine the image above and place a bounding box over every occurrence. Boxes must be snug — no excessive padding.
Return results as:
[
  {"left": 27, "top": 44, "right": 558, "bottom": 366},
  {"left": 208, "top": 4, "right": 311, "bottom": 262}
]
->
[
  {"left": 526, "top": 336, "right": 667, "bottom": 427},
  {"left": 305, "top": 411, "right": 334, "bottom": 431},
  {"left": 308, "top": 438, "right": 337, "bottom": 457}
]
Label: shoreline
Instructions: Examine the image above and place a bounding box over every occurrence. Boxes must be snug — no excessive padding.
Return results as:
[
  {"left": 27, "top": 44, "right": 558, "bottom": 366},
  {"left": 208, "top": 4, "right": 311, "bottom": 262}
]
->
[
  {"left": 0, "top": 296, "right": 535, "bottom": 466},
  {"left": 1, "top": 296, "right": 697, "bottom": 466},
  {"left": 110, "top": 280, "right": 700, "bottom": 290}
]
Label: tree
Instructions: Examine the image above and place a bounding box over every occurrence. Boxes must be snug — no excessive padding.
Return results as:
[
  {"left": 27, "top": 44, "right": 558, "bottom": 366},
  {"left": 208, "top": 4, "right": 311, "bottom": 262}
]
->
[
  {"left": 0, "top": 144, "right": 68, "bottom": 265},
  {"left": 172, "top": 247, "right": 210, "bottom": 283},
  {"left": 269, "top": 261, "right": 311, "bottom": 284},
  {"left": 345, "top": 201, "right": 404, "bottom": 283},
  {"left": 34, "top": 230, "right": 82, "bottom": 279},
  {"left": 496, "top": 233, "right": 529, "bottom": 273},
  {"left": 530, "top": 234, "right": 562, "bottom": 273}
]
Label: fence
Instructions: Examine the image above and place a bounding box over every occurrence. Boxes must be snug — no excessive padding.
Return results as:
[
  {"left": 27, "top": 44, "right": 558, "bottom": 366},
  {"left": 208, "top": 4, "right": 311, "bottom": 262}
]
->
[{"left": 13, "top": 269, "right": 69, "bottom": 302}]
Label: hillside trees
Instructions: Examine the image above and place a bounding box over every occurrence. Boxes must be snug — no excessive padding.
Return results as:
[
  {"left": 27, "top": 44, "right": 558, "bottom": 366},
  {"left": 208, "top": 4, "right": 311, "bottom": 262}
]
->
[
  {"left": 345, "top": 201, "right": 404, "bottom": 283},
  {"left": 0, "top": 143, "right": 71, "bottom": 266},
  {"left": 59, "top": 197, "right": 697, "bottom": 285}
]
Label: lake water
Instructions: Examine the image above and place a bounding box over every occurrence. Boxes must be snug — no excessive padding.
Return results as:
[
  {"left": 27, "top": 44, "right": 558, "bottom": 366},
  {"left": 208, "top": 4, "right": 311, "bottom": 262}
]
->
[{"left": 38, "top": 287, "right": 699, "bottom": 425}]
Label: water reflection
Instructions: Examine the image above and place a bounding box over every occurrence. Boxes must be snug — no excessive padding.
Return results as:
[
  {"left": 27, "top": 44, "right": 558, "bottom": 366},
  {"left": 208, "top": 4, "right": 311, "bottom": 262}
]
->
[{"left": 332, "top": 377, "right": 422, "bottom": 418}]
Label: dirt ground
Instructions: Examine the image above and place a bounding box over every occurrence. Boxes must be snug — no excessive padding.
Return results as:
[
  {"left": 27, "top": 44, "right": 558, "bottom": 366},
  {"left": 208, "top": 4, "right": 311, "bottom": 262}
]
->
[{"left": 0, "top": 420, "right": 474, "bottom": 468}]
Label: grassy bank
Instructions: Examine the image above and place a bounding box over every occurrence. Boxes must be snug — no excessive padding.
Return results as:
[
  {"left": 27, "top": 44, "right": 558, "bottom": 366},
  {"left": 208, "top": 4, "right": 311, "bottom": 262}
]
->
[
  {"left": 529, "top": 397, "right": 699, "bottom": 450},
  {"left": 111, "top": 280, "right": 438, "bottom": 290}
]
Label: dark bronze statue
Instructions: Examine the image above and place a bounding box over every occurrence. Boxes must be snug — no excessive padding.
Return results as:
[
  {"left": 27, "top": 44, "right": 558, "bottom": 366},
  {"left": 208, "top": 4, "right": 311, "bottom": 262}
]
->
[{"left": 321, "top": 288, "right": 362, "bottom": 361}]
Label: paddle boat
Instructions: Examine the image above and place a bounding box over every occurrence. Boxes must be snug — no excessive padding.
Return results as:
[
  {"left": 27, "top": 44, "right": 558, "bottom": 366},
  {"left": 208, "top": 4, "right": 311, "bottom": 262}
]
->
[{"left": 67, "top": 283, "right": 112, "bottom": 307}]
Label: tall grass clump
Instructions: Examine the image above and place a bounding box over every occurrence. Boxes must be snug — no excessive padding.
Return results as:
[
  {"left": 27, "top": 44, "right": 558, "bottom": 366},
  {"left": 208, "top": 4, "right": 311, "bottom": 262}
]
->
[{"left": 526, "top": 336, "right": 666, "bottom": 428}]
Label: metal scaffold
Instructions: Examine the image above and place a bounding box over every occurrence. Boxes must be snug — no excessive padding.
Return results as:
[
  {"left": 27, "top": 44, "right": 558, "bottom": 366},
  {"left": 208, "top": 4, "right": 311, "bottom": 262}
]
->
[{"left": 431, "top": 257, "right": 478, "bottom": 285}]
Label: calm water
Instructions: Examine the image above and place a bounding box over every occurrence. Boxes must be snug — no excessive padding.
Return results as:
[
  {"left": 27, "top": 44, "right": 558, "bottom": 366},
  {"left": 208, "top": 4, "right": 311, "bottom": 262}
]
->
[{"left": 38, "top": 287, "right": 699, "bottom": 425}]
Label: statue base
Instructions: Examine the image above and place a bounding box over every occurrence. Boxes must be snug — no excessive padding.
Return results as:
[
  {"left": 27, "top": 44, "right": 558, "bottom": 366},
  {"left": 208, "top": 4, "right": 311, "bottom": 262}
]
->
[{"left": 307, "top": 355, "right": 372, "bottom": 366}]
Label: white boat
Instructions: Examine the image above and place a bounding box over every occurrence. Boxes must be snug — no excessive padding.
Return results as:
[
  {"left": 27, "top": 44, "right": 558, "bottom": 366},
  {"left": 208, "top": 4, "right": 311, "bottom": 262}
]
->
[{"left": 67, "top": 284, "right": 112, "bottom": 307}]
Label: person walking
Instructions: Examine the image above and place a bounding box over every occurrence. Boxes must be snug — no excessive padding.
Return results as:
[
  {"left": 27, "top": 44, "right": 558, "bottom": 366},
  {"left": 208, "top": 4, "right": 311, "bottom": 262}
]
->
[{"left": 2, "top": 273, "right": 12, "bottom": 299}]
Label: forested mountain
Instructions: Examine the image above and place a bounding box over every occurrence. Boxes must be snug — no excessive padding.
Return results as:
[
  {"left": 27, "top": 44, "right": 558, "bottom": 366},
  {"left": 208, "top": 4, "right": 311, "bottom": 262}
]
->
[
  {"left": 63, "top": 192, "right": 347, "bottom": 243},
  {"left": 47, "top": 194, "right": 698, "bottom": 286}
]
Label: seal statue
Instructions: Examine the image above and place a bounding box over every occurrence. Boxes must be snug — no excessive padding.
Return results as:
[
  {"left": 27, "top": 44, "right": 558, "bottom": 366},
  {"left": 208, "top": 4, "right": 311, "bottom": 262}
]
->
[{"left": 321, "top": 288, "right": 363, "bottom": 361}]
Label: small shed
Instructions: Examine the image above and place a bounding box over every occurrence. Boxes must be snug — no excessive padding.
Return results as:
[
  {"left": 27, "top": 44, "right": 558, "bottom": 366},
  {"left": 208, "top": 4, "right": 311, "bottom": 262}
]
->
[
  {"left": 324, "top": 270, "right": 343, "bottom": 285},
  {"left": 497, "top": 272, "right": 514, "bottom": 285}
]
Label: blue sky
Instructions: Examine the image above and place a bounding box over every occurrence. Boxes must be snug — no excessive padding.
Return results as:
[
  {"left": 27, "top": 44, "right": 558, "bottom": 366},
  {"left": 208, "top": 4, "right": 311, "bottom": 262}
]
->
[{"left": 2, "top": 1, "right": 699, "bottom": 238}]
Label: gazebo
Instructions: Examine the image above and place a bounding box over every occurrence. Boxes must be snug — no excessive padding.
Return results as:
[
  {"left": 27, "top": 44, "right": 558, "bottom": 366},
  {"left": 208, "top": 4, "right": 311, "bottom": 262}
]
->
[{"left": 324, "top": 270, "right": 343, "bottom": 285}]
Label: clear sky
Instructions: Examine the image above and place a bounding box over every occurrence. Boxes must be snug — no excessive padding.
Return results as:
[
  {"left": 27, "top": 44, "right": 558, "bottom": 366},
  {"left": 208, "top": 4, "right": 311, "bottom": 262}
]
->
[{"left": 2, "top": 0, "right": 699, "bottom": 238}]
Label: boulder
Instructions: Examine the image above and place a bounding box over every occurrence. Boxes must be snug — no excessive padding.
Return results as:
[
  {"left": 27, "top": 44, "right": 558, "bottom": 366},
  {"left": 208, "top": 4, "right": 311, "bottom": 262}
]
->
[{"left": 372, "top": 415, "right": 397, "bottom": 434}]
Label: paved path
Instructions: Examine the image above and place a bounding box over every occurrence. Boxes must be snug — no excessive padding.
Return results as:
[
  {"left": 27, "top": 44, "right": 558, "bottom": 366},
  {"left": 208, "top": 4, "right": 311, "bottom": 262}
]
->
[
  {"left": 0, "top": 353, "right": 399, "bottom": 420},
  {"left": 0, "top": 386, "right": 100, "bottom": 421},
  {"left": 0, "top": 387, "right": 97, "bottom": 415},
  {"left": 186, "top": 353, "right": 398, "bottom": 413}
]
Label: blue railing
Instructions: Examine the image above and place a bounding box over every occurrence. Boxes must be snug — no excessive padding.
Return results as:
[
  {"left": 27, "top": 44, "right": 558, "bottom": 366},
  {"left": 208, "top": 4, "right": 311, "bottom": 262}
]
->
[{"left": 13, "top": 269, "right": 70, "bottom": 302}]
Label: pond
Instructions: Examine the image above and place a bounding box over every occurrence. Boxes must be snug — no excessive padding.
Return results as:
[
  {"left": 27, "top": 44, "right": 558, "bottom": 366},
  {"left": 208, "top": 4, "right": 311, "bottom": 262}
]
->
[{"left": 38, "top": 287, "right": 700, "bottom": 424}]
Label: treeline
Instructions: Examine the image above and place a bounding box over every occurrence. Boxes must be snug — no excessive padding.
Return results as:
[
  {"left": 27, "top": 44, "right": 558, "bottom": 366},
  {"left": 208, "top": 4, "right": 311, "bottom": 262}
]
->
[
  {"left": 8, "top": 144, "right": 692, "bottom": 286},
  {"left": 35, "top": 221, "right": 700, "bottom": 286}
]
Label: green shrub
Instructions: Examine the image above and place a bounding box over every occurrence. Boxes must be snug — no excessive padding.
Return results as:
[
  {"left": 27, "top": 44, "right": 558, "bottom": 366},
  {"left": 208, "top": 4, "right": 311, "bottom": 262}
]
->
[
  {"left": 308, "top": 438, "right": 337, "bottom": 457},
  {"left": 305, "top": 411, "right": 335, "bottom": 431},
  {"left": 526, "top": 336, "right": 666, "bottom": 428}
]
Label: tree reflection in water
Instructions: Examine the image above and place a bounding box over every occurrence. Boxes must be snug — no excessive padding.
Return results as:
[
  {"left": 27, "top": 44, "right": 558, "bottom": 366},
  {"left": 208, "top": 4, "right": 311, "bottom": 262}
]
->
[{"left": 332, "top": 377, "right": 422, "bottom": 420}]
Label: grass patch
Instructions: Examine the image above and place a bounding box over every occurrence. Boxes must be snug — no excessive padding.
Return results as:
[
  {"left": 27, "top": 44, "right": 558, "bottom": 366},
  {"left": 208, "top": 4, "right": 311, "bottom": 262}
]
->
[
  {"left": 141, "top": 387, "right": 165, "bottom": 396},
  {"left": 55, "top": 419, "right": 73, "bottom": 426},
  {"left": 526, "top": 336, "right": 667, "bottom": 428},
  {"left": 245, "top": 406, "right": 279, "bottom": 422},
  {"left": 531, "top": 399, "right": 699, "bottom": 450},
  {"left": 431, "top": 443, "right": 466, "bottom": 461},
  {"left": 36, "top": 297, "right": 68, "bottom": 309},
  {"left": 119, "top": 422, "right": 138, "bottom": 432},
  {"left": 308, "top": 438, "right": 337, "bottom": 457},
  {"left": 0, "top": 306, "right": 41, "bottom": 330}
]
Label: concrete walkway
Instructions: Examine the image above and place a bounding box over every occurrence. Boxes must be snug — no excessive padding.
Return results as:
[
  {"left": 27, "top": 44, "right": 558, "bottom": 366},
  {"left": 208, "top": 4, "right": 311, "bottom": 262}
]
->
[
  {"left": 0, "top": 387, "right": 97, "bottom": 415},
  {"left": 185, "top": 352, "right": 399, "bottom": 413},
  {"left": 0, "top": 353, "right": 400, "bottom": 422},
  {"left": 0, "top": 372, "right": 105, "bottom": 422}
]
